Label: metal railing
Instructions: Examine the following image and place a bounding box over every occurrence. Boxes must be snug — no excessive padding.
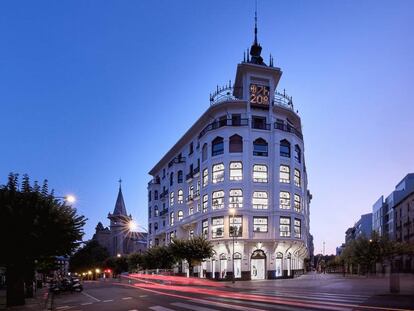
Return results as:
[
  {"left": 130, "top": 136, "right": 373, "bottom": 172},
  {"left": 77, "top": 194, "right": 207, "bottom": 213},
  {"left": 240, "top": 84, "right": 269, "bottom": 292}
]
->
[
  {"left": 251, "top": 122, "right": 271, "bottom": 130},
  {"left": 274, "top": 122, "right": 303, "bottom": 140},
  {"left": 199, "top": 118, "right": 249, "bottom": 139},
  {"left": 273, "top": 90, "right": 295, "bottom": 111}
]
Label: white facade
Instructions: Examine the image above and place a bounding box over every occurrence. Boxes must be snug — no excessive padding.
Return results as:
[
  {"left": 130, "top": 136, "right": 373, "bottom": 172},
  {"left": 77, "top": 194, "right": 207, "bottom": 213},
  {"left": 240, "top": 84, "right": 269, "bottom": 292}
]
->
[{"left": 147, "top": 35, "right": 311, "bottom": 280}]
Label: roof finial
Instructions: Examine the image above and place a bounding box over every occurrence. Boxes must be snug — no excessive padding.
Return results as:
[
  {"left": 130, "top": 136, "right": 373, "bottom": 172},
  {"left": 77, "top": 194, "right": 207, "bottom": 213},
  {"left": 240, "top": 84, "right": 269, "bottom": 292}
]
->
[
  {"left": 254, "top": 0, "right": 258, "bottom": 45},
  {"left": 118, "top": 178, "right": 122, "bottom": 189}
]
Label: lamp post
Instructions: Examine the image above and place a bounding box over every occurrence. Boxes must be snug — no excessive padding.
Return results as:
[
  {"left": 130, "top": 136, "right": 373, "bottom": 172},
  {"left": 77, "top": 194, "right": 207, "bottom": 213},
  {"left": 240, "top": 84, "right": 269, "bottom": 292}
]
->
[{"left": 229, "top": 208, "right": 236, "bottom": 284}]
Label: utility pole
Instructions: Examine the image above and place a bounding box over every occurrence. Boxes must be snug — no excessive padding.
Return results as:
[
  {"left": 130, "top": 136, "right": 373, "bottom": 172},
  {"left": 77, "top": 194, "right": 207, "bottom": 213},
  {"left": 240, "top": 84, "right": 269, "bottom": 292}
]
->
[{"left": 323, "top": 241, "right": 325, "bottom": 256}]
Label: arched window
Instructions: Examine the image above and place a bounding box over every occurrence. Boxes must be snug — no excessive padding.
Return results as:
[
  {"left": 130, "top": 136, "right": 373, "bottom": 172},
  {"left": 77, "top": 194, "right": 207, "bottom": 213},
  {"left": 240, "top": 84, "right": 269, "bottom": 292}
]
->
[
  {"left": 280, "top": 139, "right": 291, "bottom": 158},
  {"left": 212, "top": 137, "right": 224, "bottom": 156},
  {"left": 252, "top": 191, "right": 268, "bottom": 209},
  {"left": 253, "top": 164, "right": 268, "bottom": 183},
  {"left": 229, "top": 161, "right": 243, "bottom": 181},
  {"left": 177, "top": 189, "right": 184, "bottom": 204},
  {"left": 280, "top": 191, "right": 291, "bottom": 209},
  {"left": 212, "top": 190, "right": 225, "bottom": 210},
  {"left": 229, "top": 134, "right": 243, "bottom": 153},
  {"left": 170, "top": 212, "right": 175, "bottom": 226},
  {"left": 154, "top": 206, "right": 159, "bottom": 217},
  {"left": 202, "top": 143, "right": 208, "bottom": 162},
  {"left": 229, "top": 189, "right": 243, "bottom": 208},
  {"left": 178, "top": 210, "right": 184, "bottom": 221},
  {"left": 202, "top": 168, "right": 208, "bottom": 187},
  {"left": 170, "top": 172, "right": 174, "bottom": 186},
  {"left": 177, "top": 170, "right": 183, "bottom": 183},
  {"left": 212, "top": 163, "right": 225, "bottom": 183},
  {"left": 294, "top": 145, "right": 301, "bottom": 163},
  {"left": 253, "top": 138, "right": 268, "bottom": 156},
  {"left": 280, "top": 165, "right": 290, "bottom": 183},
  {"left": 294, "top": 169, "right": 301, "bottom": 188},
  {"left": 170, "top": 192, "right": 174, "bottom": 206}
]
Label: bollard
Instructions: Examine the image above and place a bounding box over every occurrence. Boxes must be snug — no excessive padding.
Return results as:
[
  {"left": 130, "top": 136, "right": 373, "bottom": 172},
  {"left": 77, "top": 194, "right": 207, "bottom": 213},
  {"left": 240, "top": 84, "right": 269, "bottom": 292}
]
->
[{"left": 390, "top": 273, "right": 400, "bottom": 293}]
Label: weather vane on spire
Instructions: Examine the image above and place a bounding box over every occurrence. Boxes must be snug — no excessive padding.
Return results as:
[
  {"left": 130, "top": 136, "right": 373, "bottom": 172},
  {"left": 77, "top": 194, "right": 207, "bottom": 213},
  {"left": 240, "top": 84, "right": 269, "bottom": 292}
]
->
[{"left": 118, "top": 178, "right": 122, "bottom": 189}]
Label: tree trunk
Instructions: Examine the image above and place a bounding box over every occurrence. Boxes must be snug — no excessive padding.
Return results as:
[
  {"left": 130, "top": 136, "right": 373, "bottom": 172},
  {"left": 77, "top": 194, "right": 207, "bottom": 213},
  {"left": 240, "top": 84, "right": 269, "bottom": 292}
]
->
[{"left": 6, "top": 264, "right": 25, "bottom": 306}]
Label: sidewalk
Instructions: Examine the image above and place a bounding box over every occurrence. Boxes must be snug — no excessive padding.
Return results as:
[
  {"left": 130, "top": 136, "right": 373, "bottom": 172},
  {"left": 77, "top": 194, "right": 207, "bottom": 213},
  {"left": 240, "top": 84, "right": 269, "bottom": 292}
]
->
[{"left": 0, "top": 287, "right": 50, "bottom": 311}]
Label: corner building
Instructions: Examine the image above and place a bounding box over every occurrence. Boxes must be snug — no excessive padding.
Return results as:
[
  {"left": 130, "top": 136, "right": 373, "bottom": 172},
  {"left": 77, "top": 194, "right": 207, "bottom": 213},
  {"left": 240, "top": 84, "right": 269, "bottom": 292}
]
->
[{"left": 147, "top": 29, "right": 311, "bottom": 280}]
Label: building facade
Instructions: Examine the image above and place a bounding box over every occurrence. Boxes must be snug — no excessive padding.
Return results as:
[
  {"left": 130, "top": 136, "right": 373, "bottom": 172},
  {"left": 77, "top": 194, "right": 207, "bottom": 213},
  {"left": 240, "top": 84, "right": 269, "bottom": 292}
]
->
[
  {"left": 344, "top": 213, "right": 373, "bottom": 244},
  {"left": 147, "top": 26, "right": 311, "bottom": 280},
  {"left": 94, "top": 184, "right": 147, "bottom": 257}
]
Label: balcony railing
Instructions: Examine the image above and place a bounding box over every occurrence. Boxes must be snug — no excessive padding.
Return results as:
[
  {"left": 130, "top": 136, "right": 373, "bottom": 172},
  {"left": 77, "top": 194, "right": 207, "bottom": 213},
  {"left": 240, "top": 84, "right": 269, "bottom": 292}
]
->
[
  {"left": 209, "top": 82, "right": 243, "bottom": 106},
  {"left": 159, "top": 190, "right": 169, "bottom": 200},
  {"left": 159, "top": 208, "right": 169, "bottom": 217},
  {"left": 193, "top": 166, "right": 200, "bottom": 176},
  {"left": 273, "top": 90, "right": 295, "bottom": 112},
  {"left": 186, "top": 172, "right": 193, "bottom": 181},
  {"left": 251, "top": 122, "right": 271, "bottom": 130},
  {"left": 199, "top": 118, "right": 249, "bottom": 139},
  {"left": 274, "top": 122, "right": 303, "bottom": 140}
]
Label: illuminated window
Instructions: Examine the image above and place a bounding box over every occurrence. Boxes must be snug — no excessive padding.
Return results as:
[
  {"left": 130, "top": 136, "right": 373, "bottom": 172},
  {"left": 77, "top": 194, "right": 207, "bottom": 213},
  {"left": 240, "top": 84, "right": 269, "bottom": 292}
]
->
[
  {"left": 280, "top": 165, "right": 290, "bottom": 183},
  {"left": 252, "top": 191, "right": 268, "bottom": 209},
  {"left": 280, "top": 217, "right": 291, "bottom": 237},
  {"left": 280, "top": 191, "right": 291, "bottom": 209},
  {"left": 295, "top": 145, "right": 301, "bottom": 163},
  {"left": 212, "top": 190, "right": 225, "bottom": 210},
  {"left": 212, "top": 137, "right": 224, "bottom": 156},
  {"left": 189, "top": 205, "right": 194, "bottom": 215},
  {"left": 294, "top": 169, "right": 301, "bottom": 188},
  {"left": 177, "top": 189, "right": 184, "bottom": 204},
  {"left": 253, "top": 138, "right": 268, "bottom": 156},
  {"left": 253, "top": 217, "right": 268, "bottom": 232},
  {"left": 177, "top": 170, "right": 183, "bottom": 183},
  {"left": 294, "top": 218, "right": 301, "bottom": 238},
  {"left": 202, "top": 168, "right": 208, "bottom": 187},
  {"left": 280, "top": 139, "right": 291, "bottom": 158},
  {"left": 253, "top": 164, "right": 268, "bottom": 183},
  {"left": 212, "top": 217, "right": 224, "bottom": 238},
  {"left": 229, "top": 161, "right": 243, "bottom": 181},
  {"left": 229, "top": 189, "right": 243, "bottom": 208},
  {"left": 170, "top": 192, "right": 174, "bottom": 206},
  {"left": 294, "top": 194, "right": 301, "bottom": 212},
  {"left": 229, "top": 134, "right": 243, "bottom": 153},
  {"left": 212, "top": 163, "right": 224, "bottom": 183},
  {"left": 202, "top": 143, "right": 208, "bottom": 162},
  {"left": 154, "top": 206, "right": 159, "bottom": 217},
  {"left": 202, "top": 219, "right": 208, "bottom": 238},
  {"left": 178, "top": 210, "right": 184, "bottom": 221},
  {"left": 229, "top": 216, "right": 242, "bottom": 237},
  {"left": 170, "top": 212, "right": 174, "bottom": 226},
  {"left": 202, "top": 194, "right": 208, "bottom": 213},
  {"left": 189, "top": 229, "right": 194, "bottom": 238}
]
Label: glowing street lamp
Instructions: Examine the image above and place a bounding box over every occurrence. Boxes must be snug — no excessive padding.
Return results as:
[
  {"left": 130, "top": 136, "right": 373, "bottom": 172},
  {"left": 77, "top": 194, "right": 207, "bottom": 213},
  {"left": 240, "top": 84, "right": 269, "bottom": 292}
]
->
[
  {"left": 128, "top": 220, "right": 138, "bottom": 232},
  {"left": 117, "top": 253, "right": 121, "bottom": 258},
  {"left": 65, "top": 195, "right": 76, "bottom": 204}
]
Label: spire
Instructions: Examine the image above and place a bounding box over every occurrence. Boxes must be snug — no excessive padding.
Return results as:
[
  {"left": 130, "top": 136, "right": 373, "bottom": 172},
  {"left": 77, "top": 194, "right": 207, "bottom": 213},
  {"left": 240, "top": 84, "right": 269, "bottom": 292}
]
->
[
  {"left": 249, "top": 1, "right": 265, "bottom": 66},
  {"left": 113, "top": 180, "right": 127, "bottom": 216}
]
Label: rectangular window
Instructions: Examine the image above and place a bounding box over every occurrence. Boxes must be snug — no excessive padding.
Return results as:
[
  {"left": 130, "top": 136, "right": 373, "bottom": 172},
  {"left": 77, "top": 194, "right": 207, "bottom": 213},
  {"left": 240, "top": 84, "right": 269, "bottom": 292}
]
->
[
  {"left": 280, "top": 217, "right": 291, "bottom": 237},
  {"left": 294, "top": 218, "right": 301, "bottom": 238},
  {"left": 229, "top": 216, "right": 242, "bottom": 237},
  {"left": 294, "top": 194, "right": 301, "bottom": 212},
  {"left": 252, "top": 191, "right": 268, "bottom": 209},
  {"left": 294, "top": 169, "right": 301, "bottom": 188},
  {"left": 253, "top": 217, "right": 268, "bottom": 232},
  {"left": 170, "top": 212, "right": 174, "bottom": 226},
  {"left": 212, "top": 163, "right": 225, "bottom": 183},
  {"left": 202, "top": 219, "right": 209, "bottom": 238},
  {"left": 170, "top": 192, "right": 174, "bottom": 206},
  {"left": 253, "top": 164, "right": 268, "bottom": 183},
  {"left": 189, "top": 205, "right": 194, "bottom": 215},
  {"left": 212, "top": 190, "right": 225, "bottom": 210},
  {"left": 189, "top": 142, "right": 194, "bottom": 155},
  {"left": 229, "top": 161, "right": 243, "bottom": 181},
  {"left": 232, "top": 114, "right": 241, "bottom": 126},
  {"left": 202, "top": 168, "right": 208, "bottom": 187},
  {"left": 280, "top": 191, "right": 291, "bottom": 209},
  {"left": 212, "top": 217, "right": 224, "bottom": 238},
  {"left": 229, "top": 189, "right": 243, "bottom": 208},
  {"left": 178, "top": 190, "right": 184, "bottom": 204},
  {"left": 280, "top": 165, "right": 290, "bottom": 183},
  {"left": 203, "top": 194, "right": 208, "bottom": 213}
]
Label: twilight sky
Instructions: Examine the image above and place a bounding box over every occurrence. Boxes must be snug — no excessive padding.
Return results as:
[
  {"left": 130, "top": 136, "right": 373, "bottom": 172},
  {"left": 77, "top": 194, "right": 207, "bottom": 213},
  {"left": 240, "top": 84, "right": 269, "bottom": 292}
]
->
[{"left": 1, "top": 0, "right": 413, "bottom": 255}]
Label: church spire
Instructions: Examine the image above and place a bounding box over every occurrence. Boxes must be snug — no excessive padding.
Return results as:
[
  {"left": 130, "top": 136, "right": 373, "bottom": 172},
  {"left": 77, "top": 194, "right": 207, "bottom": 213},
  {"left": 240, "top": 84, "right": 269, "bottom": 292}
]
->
[
  {"left": 113, "top": 179, "right": 127, "bottom": 216},
  {"left": 249, "top": 1, "right": 265, "bottom": 66}
]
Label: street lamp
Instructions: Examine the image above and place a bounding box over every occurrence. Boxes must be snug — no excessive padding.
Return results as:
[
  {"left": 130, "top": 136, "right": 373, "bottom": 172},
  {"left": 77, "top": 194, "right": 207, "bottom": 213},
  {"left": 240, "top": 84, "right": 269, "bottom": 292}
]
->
[{"left": 229, "top": 207, "right": 236, "bottom": 284}]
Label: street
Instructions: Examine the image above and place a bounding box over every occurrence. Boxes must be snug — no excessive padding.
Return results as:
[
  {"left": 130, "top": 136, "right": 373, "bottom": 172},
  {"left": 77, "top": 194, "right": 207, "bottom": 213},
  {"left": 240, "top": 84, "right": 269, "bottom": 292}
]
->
[{"left": 52, "top": 273, "right": 414, "bottom": 311}]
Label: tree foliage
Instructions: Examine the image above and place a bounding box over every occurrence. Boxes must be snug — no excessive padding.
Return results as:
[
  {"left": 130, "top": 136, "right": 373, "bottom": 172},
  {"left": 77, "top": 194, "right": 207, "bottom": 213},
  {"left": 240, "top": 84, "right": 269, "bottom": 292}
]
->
[
  {"left": 69, "top": 240, "right": 110, "bottom": 273},
  {"left": 0, "top": 173, "right": 86, "bottom": 306}
]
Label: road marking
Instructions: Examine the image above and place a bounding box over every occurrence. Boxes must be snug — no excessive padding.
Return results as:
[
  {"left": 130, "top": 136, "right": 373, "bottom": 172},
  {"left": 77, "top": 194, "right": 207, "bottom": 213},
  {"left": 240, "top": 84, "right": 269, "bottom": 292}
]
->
[
  {"left": 171, "top": 302, "right": 221, "bottom": 311},
  {"left": 149, "top": 306, "right": 175, "bottom": 311},
  {"left": 102, "top": 299, "right": 114, "bottom": 302},
  {"left": 208, "top": 297, "right": 318, "bottom": 311},
  {"left": 81, "top": 302, "right": 93, "bottom": 305},
  {"left": 81, "top": 291, "right": 101, "bottom": 302},
  {"left": 128, "top": 309, "right": 138, "bottom": 311},
  {"left": 122, "top": 297, "right": 133, "bottom": 300},
  {"left": 56, "top": 307, "right": 72, "bottom": 310},
  {"left": 139, "top": 294, "right": 147, "bottom": 298}
]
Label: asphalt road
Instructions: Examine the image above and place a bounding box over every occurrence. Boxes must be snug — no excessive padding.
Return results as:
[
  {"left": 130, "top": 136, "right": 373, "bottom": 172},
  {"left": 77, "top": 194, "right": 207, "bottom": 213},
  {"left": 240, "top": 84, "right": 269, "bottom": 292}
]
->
[{"left": 52, "top": 274, "right": 414, "bottom": 311}]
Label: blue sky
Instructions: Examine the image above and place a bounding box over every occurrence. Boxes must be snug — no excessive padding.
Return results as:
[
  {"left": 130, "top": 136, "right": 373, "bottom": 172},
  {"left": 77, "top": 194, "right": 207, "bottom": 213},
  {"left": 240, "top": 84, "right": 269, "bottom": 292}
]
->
[{"left": 1, "top": 0, "right": 413, "bottom": 254}]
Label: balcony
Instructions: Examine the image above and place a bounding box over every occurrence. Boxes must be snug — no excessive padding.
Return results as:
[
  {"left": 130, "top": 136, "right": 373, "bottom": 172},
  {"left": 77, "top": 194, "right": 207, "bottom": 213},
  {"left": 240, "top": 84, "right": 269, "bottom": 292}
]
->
[
  {"left": 193, "top": 166, "right": 200, "bottom": 177},
  {"left": 209, "top": 83, "right": 243, "bottom": 106},
  {"left": 274, "top": 122, "right": 303, "bottom": 140},
  {"left": 273, "top": 90, "right": 295, "bottom": 112},
  {"left": 159, "top": 190, "right": 169, "bottom": 200},
  {"left": 186, "top": 172, "right": 193, "bottom": 181},
  {"left": 251, "top": 122, "right": 271, "bottom": 131},
  {"left": 199, "top": 118, "right": 249, "bottom": 139}
]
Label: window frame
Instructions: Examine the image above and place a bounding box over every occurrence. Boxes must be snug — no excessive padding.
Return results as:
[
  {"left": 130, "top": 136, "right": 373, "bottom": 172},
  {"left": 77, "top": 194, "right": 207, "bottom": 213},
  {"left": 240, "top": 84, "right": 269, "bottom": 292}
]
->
[
  {"left": 229, "top": 189, "right": 243, "bottom": 208},
  {"left": 253, "top": 217, "right": 268, "bottom": 232},
  {"left": 280, "top": 216, "right": 291, "bottom": 237},
  {"left": 280, "top": 165, "right": 290, "bottom": 183},
  {"left": 212, "top": 137, "right": 224, "bottom": 157},
  {"left": 252, "top": 191, "right": 268, "bottom": 209},
  {"left": 211, "top": 217, "right": 224, "bottom": 238},
  {"left": 212, "top": 190, "right": 225, "bottom": 210},
  {"left": 253, "top": 138, "right": 268, "bottom": 157},
  {"left": 280, "top": 191, "right": 291, "bottom": 210},
  {"left": 253, "top": 164, "right": 268, "bottom": 183},
  {"left": 212, "top": 163, "right": 225, "bottom": 183},
  {"left": 229, "top": 161, "right": 243, "bottom": 181}
]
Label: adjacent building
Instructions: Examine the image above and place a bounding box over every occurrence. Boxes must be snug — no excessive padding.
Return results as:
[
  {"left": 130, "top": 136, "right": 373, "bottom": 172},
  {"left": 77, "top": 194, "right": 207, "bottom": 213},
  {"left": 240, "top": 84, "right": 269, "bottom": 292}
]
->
[
  {"left": 93, "top": 184, "right": 147, "bottom": 256},
  {"left": 147, "top": 22, "right": 311, "bottom": 280},
  {"left": 345, "top": 213, "right": 373, "bottom": 243}
]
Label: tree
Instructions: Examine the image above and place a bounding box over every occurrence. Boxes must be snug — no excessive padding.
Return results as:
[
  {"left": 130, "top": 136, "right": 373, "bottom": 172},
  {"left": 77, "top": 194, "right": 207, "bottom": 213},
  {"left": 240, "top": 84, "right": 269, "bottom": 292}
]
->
[
  {"left": 0, "top": 173, "right": 86, "bottom": 306},
  {"left": 170, "top": 236, "right": 214, "bottom": 276},
  {"left": 69, "top": 240, "right": 110, "bottom": 273},
  {"left": 104, "top": 256, "right": 128, "bottom": 276}
]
